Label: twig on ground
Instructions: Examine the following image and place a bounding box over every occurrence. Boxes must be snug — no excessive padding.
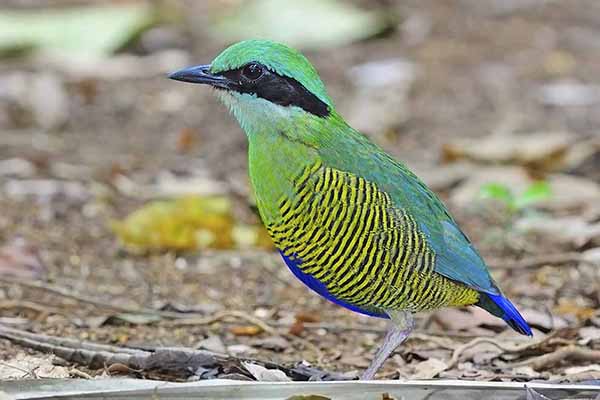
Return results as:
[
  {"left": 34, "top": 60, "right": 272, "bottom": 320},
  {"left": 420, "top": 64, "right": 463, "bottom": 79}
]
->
[
  {"left": 0, "top": 300, "right": 69, "bottom": 320},
  {"left": 272, "top": 321, "right": 484, "bottom": 338},
  {"left": 447, "top": 336, "right": 551, "bottom": 369},
  {"left": 0, "top": 325, "right": 345, "bottom": 381},
  {"left": 0, "top": 276, "right": 201, "bottom": 319},
  {"left": 513, "top": 345, "right": 600, "bottom": 370},
  {"left": 409, "top": 333, "right": 457, "bottom": 350},
  {"left": 167, "top": 310, "right": 323, "bottom": 362},
  {"left": 0, "top": 325, "right": 145, "bottom": 355},
  {"left": 168, "top": 310, "right": 277, "bottom": 334},
  {"left": 0, "top": 277, "right": 326, "bottom": 363}
]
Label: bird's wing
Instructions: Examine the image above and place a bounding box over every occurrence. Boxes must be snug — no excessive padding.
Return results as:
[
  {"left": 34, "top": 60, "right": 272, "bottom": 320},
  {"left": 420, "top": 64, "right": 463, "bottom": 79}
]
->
[{"left": 319, "top": 135, "right": 500, "bottom": 296}]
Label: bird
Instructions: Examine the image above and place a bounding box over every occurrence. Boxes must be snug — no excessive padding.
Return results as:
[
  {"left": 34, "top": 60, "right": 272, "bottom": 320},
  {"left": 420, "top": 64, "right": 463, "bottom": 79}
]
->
[{"left": 169, "top": 39, "right": 532, "bottom": 380}]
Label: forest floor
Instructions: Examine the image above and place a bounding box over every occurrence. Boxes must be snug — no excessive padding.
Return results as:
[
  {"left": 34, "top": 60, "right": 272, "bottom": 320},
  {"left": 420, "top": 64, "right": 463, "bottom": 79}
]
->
[{"left": 0, "top": 0, "right": 599, "bottom": 384}]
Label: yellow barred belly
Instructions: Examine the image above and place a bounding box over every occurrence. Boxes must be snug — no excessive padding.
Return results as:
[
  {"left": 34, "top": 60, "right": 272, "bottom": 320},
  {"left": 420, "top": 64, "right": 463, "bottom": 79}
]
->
[{"left": 266, "top": 162, "right": 479, "bottom": 312}]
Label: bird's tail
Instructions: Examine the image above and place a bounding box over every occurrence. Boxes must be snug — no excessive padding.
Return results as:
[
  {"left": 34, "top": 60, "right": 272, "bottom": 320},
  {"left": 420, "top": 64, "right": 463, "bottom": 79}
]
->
[{"left": 476, "top": 292, "right": 532, "bottom": 336}]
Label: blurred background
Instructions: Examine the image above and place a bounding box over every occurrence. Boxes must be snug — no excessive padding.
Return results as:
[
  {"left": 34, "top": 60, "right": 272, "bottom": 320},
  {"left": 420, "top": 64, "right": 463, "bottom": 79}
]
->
[{"left": 0, "top": 0, "right": 599, "bottom": 382}]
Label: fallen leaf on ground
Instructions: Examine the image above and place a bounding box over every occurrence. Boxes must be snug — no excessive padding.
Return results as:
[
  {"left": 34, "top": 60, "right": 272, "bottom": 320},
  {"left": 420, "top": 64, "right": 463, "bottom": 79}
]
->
[
  {"left": 230, "top": 325, "right": 263, "bottom": 336},
  {"left": 515, "top": 216, "right": 600, "bottom": 248},
  {"left": 100, "top": 313, "right": 162, "bottom": 326},
  {"left": 232, "top": 225, "right": 274, "bottom": 250},
  {"left": 0, "top": 4, "right": 157, "bottom": 59},
  {"left": 252, "top": 336, "right": 290, "bottom": 351},
  {"left": 210, "top": 0, "right": 389, "bottom": 50},
  {"left": 295, "top": 312, "right": 320, "bottom": 323},
  {"left": 564, "top": 364, "right": 600, "bottom": 375},
  {"left": 111, "top": 196, "right": 235, "bottom": 252},
  {"left": 443, "top": 131, "right": 576, "bottom": 173},
  {"left": 195, "top": 335, "right": 227, "bottom": 354},
  {"left": 175, "top": 127, "right": 197, "bottom": 154},
  {"left": 288, "top": 320, "right": 305, "bottom": 336},
  {"left": 579, "top": 327, "right": 600, "bottom": 343},
  {"left": 227, "top": 344, "right": 257, "bottom": 356},
  {"left": 521, "top": 308, "right": 568, "bottom": 331},
  {"left": 0, "top": 354, "right": 69, "bottom": 379},
  {"left": 242, "top": 362, "right": 290, "bottom": 381},
  {"left": 410, "top": 357, "right": 448, "bottom": 379},
  {"left": 554, "top": 300, "right": 597, "bottom": 322}
]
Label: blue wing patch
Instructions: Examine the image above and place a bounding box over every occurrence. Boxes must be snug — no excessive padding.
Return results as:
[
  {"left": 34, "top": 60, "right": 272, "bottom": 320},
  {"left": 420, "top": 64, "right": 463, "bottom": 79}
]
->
[{"left": 279, "top": 251, "right": 388, "bottom": 319}]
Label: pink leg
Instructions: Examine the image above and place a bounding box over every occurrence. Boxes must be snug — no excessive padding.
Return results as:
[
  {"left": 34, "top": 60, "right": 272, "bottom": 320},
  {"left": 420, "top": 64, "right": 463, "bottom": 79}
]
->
[{"left": 361, "top": 310, "right": 414, "bottom": 380}]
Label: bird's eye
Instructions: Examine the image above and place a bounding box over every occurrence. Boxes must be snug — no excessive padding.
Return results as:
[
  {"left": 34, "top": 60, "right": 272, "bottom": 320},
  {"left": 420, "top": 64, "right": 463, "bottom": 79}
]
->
[{"left": 241, "top": 63, "right": 264, "bottom": 81}]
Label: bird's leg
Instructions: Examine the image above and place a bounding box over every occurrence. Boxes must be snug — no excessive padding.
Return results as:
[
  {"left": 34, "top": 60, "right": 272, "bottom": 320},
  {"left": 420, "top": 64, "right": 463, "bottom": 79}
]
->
[{"left": 360, "top": 310, "right": 414, "bottom": 380}]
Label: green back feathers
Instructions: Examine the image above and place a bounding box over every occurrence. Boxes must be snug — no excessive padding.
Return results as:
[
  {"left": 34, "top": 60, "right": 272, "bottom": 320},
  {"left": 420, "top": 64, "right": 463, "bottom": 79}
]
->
[{"left": 210, "top": 39, "right": 334, "bottom": 108}]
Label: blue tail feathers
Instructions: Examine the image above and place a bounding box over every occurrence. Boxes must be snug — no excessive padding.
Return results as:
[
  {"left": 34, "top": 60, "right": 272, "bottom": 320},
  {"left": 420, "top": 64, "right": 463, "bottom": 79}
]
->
[{"left": 480, "top": 293, "right": 532, "bottom": 336}]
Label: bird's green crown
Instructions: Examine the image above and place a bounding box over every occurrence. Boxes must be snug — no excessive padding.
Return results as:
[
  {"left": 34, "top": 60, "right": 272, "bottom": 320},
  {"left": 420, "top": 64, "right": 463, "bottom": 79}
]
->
[{"left": 210, "top": 39, "right": 333, "bottom": 108}]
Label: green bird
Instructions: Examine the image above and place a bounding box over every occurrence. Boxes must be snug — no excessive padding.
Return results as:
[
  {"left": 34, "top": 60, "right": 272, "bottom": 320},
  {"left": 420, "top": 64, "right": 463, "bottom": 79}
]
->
[{"left": 169, "top": 40, "right": 532, "bottom": 380}]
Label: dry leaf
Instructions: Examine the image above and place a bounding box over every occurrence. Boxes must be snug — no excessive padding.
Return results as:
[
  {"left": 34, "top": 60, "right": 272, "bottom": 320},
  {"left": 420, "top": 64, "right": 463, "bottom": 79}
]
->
[
  {"left": 175, "top": 127, "right": 196, "bottom": 154},
  {"left": 295, "top": 312, "right": 320, "bottom": 323},
  {"left": 289, "top": 320, "right": 305, "bottom": 336},
  {"left": 521, "top": 308, "right": 569, "bottom": 330},
  {"left": 443, "top": 131, "right": 576, "bottom": 172},
  {"left": 0, "top": 354, "right": 69, "bottom": 379},
  {"left": 579, "top": 327, "right": 600, "bottom": 343},
  {"left": 230, "top": 325, "right": 263, "bottom": 336},
  {"left": 242, "top": 362, "right": 290, "bottom": 382},
  {"left": 515, "top": 216, "right": 600, "bottom": 248},
  {"left": 227, "top": 344, "right": 257, "bottom": 356},
  {"left": 232, "top": 224, "right": 274, "bottom": 250},
  {"left": 564, "top": 364, "right": 600, "bottom": 375},
  {"left": 554, "top": 299, "right": 597, "bottom": 321},
  {"left": 111, "top": 195, "right": 235, "bottom": 252},
  {"left": 410, "top": 357, "right": 448, "bottom": 379},
  {"left": 195, "top": 335, "right": 227, "bottom": 354}
]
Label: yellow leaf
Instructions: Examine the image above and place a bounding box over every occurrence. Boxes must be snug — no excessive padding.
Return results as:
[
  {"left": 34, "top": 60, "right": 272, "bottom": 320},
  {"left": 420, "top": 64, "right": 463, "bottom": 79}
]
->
[{"left": 111, "top": 195, "right": 235, "bottom": 252}]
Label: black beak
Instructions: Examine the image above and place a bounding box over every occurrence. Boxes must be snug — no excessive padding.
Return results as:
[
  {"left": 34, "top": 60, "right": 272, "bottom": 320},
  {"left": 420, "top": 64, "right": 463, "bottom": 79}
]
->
[{"left": 168, "top": 64, "right": 229, "bottom": 89}]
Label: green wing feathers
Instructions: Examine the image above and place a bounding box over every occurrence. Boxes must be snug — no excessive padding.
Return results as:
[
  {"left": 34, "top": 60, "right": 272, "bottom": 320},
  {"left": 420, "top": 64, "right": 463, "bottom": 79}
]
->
[{"left": 316, "top": 129, "right": 502, "bottom": 297}]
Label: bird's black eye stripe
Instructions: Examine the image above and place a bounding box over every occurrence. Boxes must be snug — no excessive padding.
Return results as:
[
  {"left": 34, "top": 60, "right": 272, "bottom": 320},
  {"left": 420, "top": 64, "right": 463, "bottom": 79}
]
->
[{"left": 218, "top": 62, "right": 330, "bottom": 118}]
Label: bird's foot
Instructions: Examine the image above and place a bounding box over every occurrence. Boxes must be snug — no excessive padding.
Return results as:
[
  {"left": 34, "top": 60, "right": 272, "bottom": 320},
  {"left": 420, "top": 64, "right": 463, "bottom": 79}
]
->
[{"left": 360, "top": 310, "right": 414, "bottom": 380}]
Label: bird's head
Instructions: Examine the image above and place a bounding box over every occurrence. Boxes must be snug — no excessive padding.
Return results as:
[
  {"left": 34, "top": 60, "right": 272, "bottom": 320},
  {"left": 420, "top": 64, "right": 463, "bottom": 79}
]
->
[{"left": 169, "top": 40, "right": 335, "bottom": 134}]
